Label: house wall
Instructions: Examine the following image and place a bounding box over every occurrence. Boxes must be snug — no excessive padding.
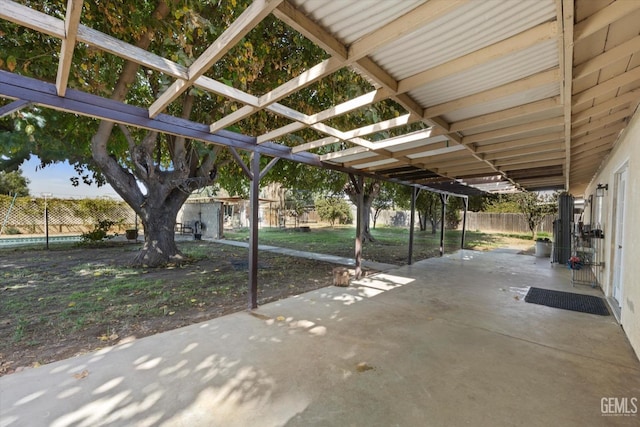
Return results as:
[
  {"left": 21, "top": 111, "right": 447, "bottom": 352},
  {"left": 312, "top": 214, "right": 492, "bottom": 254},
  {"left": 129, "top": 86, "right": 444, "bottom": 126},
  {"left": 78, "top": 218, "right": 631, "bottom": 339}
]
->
[
  {"left": 585, "top": 107, "right": 640, "bottom": 359},
  {"left": 178, "top": 201, "right": 223, "bottom": 239}
]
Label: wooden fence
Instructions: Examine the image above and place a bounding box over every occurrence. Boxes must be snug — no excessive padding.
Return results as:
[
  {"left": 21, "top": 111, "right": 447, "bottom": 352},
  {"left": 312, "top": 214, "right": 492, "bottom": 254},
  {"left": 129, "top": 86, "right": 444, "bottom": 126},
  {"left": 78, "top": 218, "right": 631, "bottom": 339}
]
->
[{"left": 461, "top": 212, "right": 554, "bottom": 234}]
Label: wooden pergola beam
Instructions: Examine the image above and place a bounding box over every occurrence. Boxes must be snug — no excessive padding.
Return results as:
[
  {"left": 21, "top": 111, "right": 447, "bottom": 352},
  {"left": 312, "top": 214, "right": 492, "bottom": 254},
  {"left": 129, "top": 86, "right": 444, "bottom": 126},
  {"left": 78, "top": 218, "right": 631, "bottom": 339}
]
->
[
  {"left": 1, "top": 70, "right": 471, "bottom": 201},
  {"left": 474, "top": 131, "right": 564, "bottom": 154},
  {"left": 320, "top": 147, "right": 371, "bottom": 162},
  {"left": 462, "top": 116, "right": 564, "bottom": 145},
  {"left": 502, "top": 159, "right": 565, "bottom": 171},
  {"left": 574, "top": 34, "right": 640, "bottom": 80},
  {"left": 438, "top": 165, "right": 496, "bottom": 177},
  {"left": 339, "top": 114, "right": 416, "bottom": 141},
  {"left": 419, "top": 154, "right": 479, "bottom": 168},
  {"left": 571, "top": 90, "right": 639, "bottom": 125},
  {"left": 256, "top": 88, "right": 394, "bottom": 144},
  {"left": 571, "top": 123, "right": 625, "bottom": 146},
  {"left": 429, "top": 158, "right": 483, "bottom": 171},
  {"left": 0, "top": 99, "right": 30, "bottom": 118},
  {"left": 55, "top": 0, "right": 83, "bottom": 97},
  {"left": 348, "top": 0, "right": 469, "bottom": 60},
  {"left": 561, "top": 0, "right": 574, "bottom": 192},
  {"left": 424, "top": 68, "right": 561, "bottom": 119},
  {"left": 572, "top": 66, "right": 640, "bottom": 108},
  {"left": 398, "top": 21, "right": 558, "bottom": 94},
  {"left": 0, "top": 0, "right": 65, "bottom": 38},
  {"left": 291, "top": 137, "right": 339, "bottom": 154},
  {"left": 450, "top": 97, "right": 561, "bottom": 133},
  {"left": 571, "top": 108, "right": 631, "bottom": 138},
  {"left": 494, "top": 151, "right": 565, "bottom": 167},
  {"left": 150, "top": 0, "right": 283, "bottom": 118},
  {"left": 272, "top": 1, "right": 347, "bottom": 60},
  {"left": 573, "top": 0, "right": 640, "bottom": 41},
  {"left": 341, "top": 140, "right": 453, "bottom": 168},
  {"left": 482, "top": 141, "right": 565, "bottom": 162}
]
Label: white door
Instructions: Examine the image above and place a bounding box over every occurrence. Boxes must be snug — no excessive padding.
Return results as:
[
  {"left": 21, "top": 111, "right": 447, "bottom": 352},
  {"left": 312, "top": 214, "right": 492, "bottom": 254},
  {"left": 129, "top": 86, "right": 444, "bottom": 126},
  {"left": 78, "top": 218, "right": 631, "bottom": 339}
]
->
[{"left": 612, "top": 167, "right": 628, "bottom": 307}]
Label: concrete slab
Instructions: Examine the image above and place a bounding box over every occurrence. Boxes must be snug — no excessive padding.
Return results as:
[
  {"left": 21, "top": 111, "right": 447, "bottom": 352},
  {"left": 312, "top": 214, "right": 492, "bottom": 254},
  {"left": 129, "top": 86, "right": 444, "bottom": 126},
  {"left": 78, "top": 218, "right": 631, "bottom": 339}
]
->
[{"left": 1, "top": 250, "right": 639, "bottom": 426}]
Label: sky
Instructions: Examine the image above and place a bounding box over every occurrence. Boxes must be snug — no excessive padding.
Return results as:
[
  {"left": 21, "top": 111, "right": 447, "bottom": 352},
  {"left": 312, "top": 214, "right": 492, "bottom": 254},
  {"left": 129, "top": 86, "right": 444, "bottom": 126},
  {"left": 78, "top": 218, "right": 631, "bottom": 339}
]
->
[{"left": 20, "top": 156, "right": 122, "bottom": 199}]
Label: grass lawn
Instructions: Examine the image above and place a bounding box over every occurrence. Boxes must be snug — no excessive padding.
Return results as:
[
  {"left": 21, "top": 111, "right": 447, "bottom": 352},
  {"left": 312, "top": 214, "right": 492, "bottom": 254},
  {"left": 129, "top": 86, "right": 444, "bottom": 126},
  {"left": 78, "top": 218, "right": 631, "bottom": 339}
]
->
[{"left": 224, "top": 225, "right": 537, "bottom": 263}]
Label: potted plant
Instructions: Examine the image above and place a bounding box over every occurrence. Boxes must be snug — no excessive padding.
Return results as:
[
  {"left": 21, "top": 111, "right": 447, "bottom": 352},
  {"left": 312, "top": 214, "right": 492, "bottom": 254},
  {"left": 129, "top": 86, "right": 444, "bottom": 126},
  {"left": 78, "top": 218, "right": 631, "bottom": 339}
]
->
[
  {"left": 125, "top": 228, "right": 139, "bottom": 241},
  {"left": 535, "top": 237, "right": 551, "bottom": 257}
]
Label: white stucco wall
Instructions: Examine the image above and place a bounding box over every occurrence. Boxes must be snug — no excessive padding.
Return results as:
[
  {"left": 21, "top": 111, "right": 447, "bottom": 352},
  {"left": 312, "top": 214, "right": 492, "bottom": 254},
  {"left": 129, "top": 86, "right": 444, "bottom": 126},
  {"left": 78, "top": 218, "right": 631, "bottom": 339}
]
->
[
  {"left": 584, "top": 107, "right": 640, "bottom": 359},
  {"left": 177, "top": 201, "right": 223, "bottom": 239}
]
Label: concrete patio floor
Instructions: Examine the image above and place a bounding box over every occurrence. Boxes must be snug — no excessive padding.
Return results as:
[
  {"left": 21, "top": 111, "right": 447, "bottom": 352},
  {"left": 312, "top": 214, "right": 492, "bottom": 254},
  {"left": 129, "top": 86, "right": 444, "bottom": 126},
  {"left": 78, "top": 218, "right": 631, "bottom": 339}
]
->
[{"left": 1, "top": 250, "right": 639, "bottom": 426}]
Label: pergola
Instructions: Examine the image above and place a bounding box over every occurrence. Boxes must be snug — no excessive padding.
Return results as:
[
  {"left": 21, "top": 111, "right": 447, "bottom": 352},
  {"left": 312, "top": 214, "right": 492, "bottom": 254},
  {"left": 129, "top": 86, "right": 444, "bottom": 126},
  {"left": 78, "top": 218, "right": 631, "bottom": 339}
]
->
[{"left": 2, "top": 0, "right": 640, "bottom": 307}]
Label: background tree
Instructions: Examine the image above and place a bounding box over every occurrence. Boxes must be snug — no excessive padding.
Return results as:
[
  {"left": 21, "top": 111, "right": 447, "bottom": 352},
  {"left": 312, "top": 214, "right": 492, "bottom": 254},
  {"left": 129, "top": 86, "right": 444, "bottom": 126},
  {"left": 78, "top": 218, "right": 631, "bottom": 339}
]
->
[
  {"left": 482, "top": 193, "right": 521, "bottom": 213},
  {"left": 371, "top": 182, "right": 399, "bottom": 229},
  {"left": 343, "top": 179, "right": 380, "bottom": 242},
  {"left": 445, "top": 197, "right": 463, "bottom": 230},
  {"left": 0, "top": 169, "right": 30, "bottom": 196},
  {"left": 395, "top": 187, "right": 442, "bottom": 233},
  {"left": 284, "top": 189, "right": 314, "bottom": 228},
  {"left": 514, "top": 191, "right": 558, "bottom": 240},
  {"left": 481, "top": 191, "right": 557, "bottom": 239},
  {"left": 315, "top": 196, "right": 352, "bottom": 227}
]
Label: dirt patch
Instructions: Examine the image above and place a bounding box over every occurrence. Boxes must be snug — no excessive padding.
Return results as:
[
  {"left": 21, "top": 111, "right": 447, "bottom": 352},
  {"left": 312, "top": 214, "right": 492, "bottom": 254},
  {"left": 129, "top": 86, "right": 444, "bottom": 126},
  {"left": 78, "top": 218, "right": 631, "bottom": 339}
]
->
[{"left": 0, "top": 240, "right": 358, "bottom": 376}]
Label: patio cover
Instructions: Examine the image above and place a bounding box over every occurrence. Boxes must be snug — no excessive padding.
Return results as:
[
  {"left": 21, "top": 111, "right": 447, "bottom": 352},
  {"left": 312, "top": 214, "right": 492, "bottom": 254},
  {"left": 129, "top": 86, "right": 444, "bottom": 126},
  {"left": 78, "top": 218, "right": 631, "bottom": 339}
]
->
[{"left": 1, "top": 0, "right": 640, "bottom": 196}]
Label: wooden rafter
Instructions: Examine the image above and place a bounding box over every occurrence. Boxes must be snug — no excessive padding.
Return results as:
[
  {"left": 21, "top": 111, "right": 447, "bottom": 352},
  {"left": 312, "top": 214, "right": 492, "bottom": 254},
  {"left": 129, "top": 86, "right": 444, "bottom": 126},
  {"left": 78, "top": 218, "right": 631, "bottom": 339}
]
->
[
  {"left": 560, "top": 0, "right": 574, "bottom": 191},
  {"left": 398, "top": 21, "right": 558, "bottom": 94},
  {"left": 571, "top": 90, "right": 639, "bottom": 125},
  {"left": 3, "top": 0, "right": 640, "bottom": 195},
  {"left": 572, "top": 66, "right": 640, "bottom": 107},
  {"left": 55, "top": 0, "right": 83, "bottom": 97},
  {"left": 0, "top": 99, "right": 30, "bottom": 118},
  {"left": 450, "top": 97, "right": 561, "bottom": 133},
  {"left": 424, "top": 68, "right": 561, "bottom": 119},
  {"left": 475, "top": 132, "right": 565, "bottom": 154},
  {"left": 573, "top": 0, "right": 640, "bottom": 41},
  {"left": 462, "top": 116, "right": 564, "bottom": 145},
  {"left": 150, "top": 0, "right": 283, "bottom": 118}
]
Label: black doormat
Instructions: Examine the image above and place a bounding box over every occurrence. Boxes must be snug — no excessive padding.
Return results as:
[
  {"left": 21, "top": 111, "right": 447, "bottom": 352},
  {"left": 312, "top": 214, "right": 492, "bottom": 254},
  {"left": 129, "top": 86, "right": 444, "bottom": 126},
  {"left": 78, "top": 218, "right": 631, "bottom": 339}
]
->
[{"left": 524, "top": 287, "right": 610, "bottom": 316}]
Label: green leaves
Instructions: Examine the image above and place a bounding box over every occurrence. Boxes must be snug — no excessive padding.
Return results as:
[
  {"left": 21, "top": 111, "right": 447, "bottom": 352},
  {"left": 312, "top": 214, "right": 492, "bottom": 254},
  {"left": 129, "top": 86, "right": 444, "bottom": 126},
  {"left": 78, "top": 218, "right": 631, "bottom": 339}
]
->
[{"left": 0, "top": 169, "right": 30, "bottom": 196}]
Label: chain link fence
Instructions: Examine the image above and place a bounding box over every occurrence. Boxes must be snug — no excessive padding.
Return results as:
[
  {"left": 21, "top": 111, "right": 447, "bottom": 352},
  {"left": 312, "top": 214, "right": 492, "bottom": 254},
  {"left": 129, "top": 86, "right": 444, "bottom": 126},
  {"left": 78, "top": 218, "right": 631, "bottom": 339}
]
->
[{"left": 0, "top": 196, "right": 137, "bottom": 236}]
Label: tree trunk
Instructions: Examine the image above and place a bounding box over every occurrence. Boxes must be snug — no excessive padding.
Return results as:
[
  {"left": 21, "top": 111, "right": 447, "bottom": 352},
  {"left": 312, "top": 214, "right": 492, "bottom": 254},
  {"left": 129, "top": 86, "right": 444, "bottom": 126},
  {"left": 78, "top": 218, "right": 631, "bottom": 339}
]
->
[
  {"left": 361, "top": 195, "right": 375, "bottom": 243},
  {"left": 134, "top": 214, "right": 181, "bottom": 267},
  {"left": 132, "top": 188, "right": 190, "bottom": 266},
  {"left": 430, "top": 218, "right": 438, "bottom": 235},
  {"left": 417, "top": 212, "right": 426, "bottom": 231},
  {"left": 345, "top": 179, "right": 380, "bottom": 243}
]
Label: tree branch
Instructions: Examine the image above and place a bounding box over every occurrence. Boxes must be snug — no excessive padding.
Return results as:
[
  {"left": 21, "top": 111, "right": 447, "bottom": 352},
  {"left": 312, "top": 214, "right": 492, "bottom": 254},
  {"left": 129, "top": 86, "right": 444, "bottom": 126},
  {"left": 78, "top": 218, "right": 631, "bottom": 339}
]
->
[{"left": 90, "top": 1, "right": 172, "bottom": 212}]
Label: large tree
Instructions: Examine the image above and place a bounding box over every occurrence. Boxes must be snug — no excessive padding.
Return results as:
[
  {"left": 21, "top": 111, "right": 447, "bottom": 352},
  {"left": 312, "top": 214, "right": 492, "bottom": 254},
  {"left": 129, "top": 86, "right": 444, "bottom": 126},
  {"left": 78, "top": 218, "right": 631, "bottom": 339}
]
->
[
  {"left": 0, "top": 1, "right": 322, "bottom": 265},
  {"left": 371, "top": 182, "right": 400, "bottom": 229},
  {"left": 395, "top": 186, "right": 442, "bottom": 233},
  {"left": 1, "top": 0, "right": 419, "bottom": 265}
]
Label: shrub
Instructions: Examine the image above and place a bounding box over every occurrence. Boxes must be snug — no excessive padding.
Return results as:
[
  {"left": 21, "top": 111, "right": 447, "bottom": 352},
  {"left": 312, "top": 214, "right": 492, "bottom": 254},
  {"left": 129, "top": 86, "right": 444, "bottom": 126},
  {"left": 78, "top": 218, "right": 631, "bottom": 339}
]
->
[{"left": 81, "top": 220, "right": 116, "bottom": 242}]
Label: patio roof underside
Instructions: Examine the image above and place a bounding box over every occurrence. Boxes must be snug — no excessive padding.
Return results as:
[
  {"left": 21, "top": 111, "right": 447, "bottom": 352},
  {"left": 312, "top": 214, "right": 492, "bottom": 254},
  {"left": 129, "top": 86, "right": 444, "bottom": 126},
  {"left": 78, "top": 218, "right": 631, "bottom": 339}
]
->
[{"left": 1, "top": 0, "right": 640, "bottom": 197}]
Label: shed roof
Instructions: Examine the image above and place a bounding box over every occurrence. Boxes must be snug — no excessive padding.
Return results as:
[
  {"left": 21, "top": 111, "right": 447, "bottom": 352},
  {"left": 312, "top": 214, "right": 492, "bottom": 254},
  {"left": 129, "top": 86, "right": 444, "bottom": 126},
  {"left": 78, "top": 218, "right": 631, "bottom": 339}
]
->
[{"left": 1, "top": 0, "right": 639, "bottom": 197}]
